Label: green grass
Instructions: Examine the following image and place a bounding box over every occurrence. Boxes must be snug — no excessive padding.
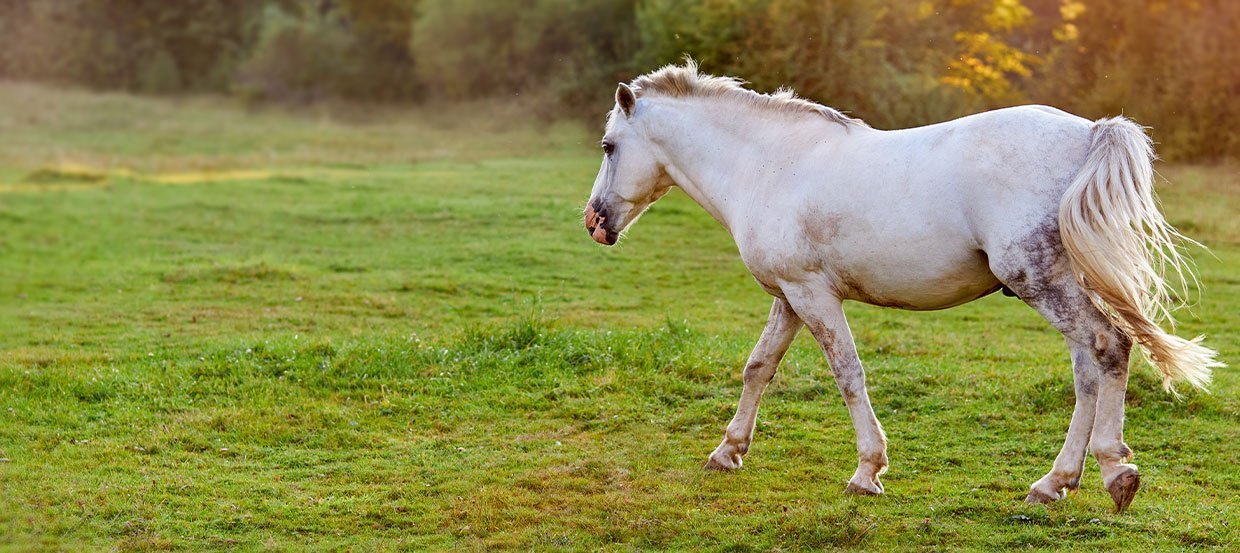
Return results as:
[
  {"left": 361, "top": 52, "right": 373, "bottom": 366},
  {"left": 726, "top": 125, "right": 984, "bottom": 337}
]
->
[{"left": 0, "top": 82, "right": 1236, "bottom": 551}]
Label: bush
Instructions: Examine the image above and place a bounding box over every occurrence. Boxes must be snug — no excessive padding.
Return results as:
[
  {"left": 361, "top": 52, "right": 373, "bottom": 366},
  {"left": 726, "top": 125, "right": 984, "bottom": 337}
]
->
[
  {"left": 1026, "top": 0, "right": 1240, "bottom": 160},
  {"left": 0, "top": 0, "right": 264, "bottom": 93},
  {"left": 411, "top": 0, "right": 639, "bottom": 117},
  {"left": 236, "top": 1, "right": 420, "bottom": 102},
  {"left": 634, "top": 0, "right": 974, "bottom": 129}
]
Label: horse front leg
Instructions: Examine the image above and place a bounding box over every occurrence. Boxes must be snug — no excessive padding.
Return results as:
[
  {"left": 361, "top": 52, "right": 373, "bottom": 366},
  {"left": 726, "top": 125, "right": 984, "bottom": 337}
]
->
[
  {"left": 784, "top": 289, "right": 888, "bottom": 494},
  {"left": 705, "top": 298, "right": 802, "bottom": 470}
]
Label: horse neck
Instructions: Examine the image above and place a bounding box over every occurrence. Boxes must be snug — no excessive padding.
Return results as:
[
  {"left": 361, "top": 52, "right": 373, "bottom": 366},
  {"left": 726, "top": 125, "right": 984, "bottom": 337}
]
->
[{"left": 647, "top": 99, "right": 849, "bottom": 232}]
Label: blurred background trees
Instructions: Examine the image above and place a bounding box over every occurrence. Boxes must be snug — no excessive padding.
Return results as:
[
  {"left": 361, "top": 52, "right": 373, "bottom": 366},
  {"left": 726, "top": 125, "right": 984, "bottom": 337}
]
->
[
  {"left": 0, "top": 0, "right": 1235, "bottom": 160},
  {"left": 0, "top": 0, "right": 265, "bottom": 93}
]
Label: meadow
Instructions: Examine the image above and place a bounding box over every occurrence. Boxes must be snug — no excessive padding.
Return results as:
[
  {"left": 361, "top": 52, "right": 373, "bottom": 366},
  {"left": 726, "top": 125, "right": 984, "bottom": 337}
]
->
[{"left": 0, "top": 82, "right": 1236, "bottom": 551}]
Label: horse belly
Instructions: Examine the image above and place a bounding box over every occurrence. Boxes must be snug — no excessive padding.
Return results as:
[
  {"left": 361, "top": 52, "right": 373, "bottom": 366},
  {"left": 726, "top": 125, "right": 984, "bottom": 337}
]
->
[{"left": 827, "top": 243, "right": 1000, "bottom": 310}]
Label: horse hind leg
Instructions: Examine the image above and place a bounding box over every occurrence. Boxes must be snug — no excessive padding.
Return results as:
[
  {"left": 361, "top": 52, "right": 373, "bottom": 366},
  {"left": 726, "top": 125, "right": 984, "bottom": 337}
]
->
[
  {"left": 991, "top": 235, "right": 1137, "bottom": 510},
  {"left": 1089, "top": 327, "right": 1140, "bottom": 512},
  {"left": 1025, "top": 337, "right": 1102, "bottom": 504}
]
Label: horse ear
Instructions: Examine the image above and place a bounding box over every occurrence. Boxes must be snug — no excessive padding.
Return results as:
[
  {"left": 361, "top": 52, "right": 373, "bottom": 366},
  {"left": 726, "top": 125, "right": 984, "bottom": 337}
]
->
[{"left": 616, "top": 83, "right": 636, "bottom": 117}]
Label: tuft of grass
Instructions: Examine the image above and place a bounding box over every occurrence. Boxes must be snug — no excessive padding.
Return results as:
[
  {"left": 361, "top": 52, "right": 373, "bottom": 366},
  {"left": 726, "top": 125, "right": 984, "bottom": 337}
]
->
[
  {"left": 161, "top": 262, "right": 302, "bottom": 284},
  {"left": 21, "top": 165, "right": 110, "bottom": 184}
]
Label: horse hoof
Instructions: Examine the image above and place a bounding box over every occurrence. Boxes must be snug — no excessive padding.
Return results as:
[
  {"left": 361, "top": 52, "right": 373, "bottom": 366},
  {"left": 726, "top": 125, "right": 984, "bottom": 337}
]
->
[
  {"left": 845, "top": 479, "right": 883, "bottom": 495},
  {"left": 704, "top": 453, "right": 741, "bottom": 471},
  {"left": 1106, "top": 466, "right": 1140, "bottom": 513},
  {"left": 1024, "top": 487, "right": 1064, "bottom": 505}
]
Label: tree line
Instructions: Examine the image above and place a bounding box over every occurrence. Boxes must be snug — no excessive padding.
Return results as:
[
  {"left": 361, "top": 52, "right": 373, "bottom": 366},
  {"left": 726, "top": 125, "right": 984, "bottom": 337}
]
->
[{"left": 0, "top": 0, "right": 1235, "bottom": 160}]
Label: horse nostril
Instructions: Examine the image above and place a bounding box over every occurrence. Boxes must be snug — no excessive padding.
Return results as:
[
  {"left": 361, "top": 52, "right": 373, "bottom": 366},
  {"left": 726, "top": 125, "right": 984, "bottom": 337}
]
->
[{"left": 584, "top": 203, "right": 599, "bottom": 230}]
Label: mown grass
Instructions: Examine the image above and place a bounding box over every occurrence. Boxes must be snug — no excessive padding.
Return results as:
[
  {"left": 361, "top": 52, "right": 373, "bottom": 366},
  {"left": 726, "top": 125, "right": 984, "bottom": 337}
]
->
[{"left": 0, "top": 82, "right": 1236, "bottom": 551}]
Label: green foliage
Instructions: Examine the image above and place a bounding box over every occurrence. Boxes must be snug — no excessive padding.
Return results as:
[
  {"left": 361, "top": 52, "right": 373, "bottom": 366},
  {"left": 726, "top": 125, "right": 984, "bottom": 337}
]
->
[
  {"left": 635, "top": 0, "right": 767, "bottom": 70},
  {"left": 0, "top": 0, "right": 264, "bottom": 92},
  {"left": 410, "top": 0, "right": 532, "bottom": 96},
  {"left": 235, "top": 8, "right": 357, "bottom": 102},
  {"left": 237, "top": 0, "right": 421, "bottom": 101},
  {"left": 1028, "top": 0, "right": 1240, "bottom": 160},
  {"left": 412, "top": 0, "right": 638, "bottom": 115},
  {"left": 636, "top": 0, "right": 975, "bottom": 128},
  {"left": 0, "top": 0, "right": 1236, "bottom": 157}
]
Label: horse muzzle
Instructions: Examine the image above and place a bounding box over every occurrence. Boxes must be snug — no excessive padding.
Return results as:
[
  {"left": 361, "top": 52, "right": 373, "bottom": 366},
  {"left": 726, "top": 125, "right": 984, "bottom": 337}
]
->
[{"left": 584, "top": 201, "right": 619, "bottom": 246}]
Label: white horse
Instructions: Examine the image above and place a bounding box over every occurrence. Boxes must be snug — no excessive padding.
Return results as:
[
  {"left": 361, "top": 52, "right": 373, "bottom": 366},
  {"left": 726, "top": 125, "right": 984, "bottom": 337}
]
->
[{"left": 582, "top": 61, "right": 1220, "bottom": 512}]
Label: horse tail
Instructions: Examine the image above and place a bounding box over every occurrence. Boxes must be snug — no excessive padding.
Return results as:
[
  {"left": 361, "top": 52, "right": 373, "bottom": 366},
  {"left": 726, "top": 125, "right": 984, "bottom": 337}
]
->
[{"left": 1057, "top": 116, "right": 1221, "bottom": 393}]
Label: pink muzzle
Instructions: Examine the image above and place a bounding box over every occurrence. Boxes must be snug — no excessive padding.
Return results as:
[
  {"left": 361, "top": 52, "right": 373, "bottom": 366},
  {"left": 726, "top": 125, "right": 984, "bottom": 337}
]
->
[{"left": 584, "top": 204, "right": 610, "bottom": 245}]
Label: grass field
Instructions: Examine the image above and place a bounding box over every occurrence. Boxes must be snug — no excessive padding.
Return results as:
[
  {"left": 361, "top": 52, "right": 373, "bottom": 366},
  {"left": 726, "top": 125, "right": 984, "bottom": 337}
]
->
[{"left": 0, "top": 82, "right": 1236, "bottom": 551}]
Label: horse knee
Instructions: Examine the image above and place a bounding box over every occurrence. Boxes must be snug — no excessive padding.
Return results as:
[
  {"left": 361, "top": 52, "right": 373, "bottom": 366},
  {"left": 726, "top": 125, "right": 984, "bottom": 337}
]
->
[
  {"left": 831, "top": 367, "right": 866, "bottom": 402},
  {"left": 742, "top": 360, "right": 775, "bottom": 386}
]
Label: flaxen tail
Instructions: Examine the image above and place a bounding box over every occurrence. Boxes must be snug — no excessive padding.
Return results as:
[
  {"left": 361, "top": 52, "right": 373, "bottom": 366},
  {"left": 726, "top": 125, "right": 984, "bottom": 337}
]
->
[{"left": 1058, "top": 116, "right": 1221, "bottom": 393}]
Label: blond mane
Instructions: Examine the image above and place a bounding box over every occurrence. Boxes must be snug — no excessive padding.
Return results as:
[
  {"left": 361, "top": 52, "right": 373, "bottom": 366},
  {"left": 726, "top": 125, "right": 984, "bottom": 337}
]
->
[{"left": 628, "top": 59, "right": 866, "bottom": 129}]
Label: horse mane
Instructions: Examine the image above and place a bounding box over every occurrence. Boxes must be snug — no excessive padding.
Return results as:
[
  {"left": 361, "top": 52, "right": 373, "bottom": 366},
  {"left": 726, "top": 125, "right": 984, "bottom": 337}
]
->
[{"left": 628, "top": 59, "right": 867, "bottom": 129}]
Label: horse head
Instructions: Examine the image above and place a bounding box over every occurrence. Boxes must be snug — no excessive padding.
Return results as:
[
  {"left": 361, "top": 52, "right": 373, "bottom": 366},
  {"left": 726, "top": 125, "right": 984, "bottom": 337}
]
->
[{"left": 583, "top": 83, "right": 673, "bottom": 245}]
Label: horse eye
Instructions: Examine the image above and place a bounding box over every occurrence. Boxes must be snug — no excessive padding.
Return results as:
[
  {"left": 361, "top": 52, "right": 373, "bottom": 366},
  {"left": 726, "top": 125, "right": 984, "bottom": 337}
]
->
[{"left": 602, "top": 142, "right": 615, "bottom": 155}]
